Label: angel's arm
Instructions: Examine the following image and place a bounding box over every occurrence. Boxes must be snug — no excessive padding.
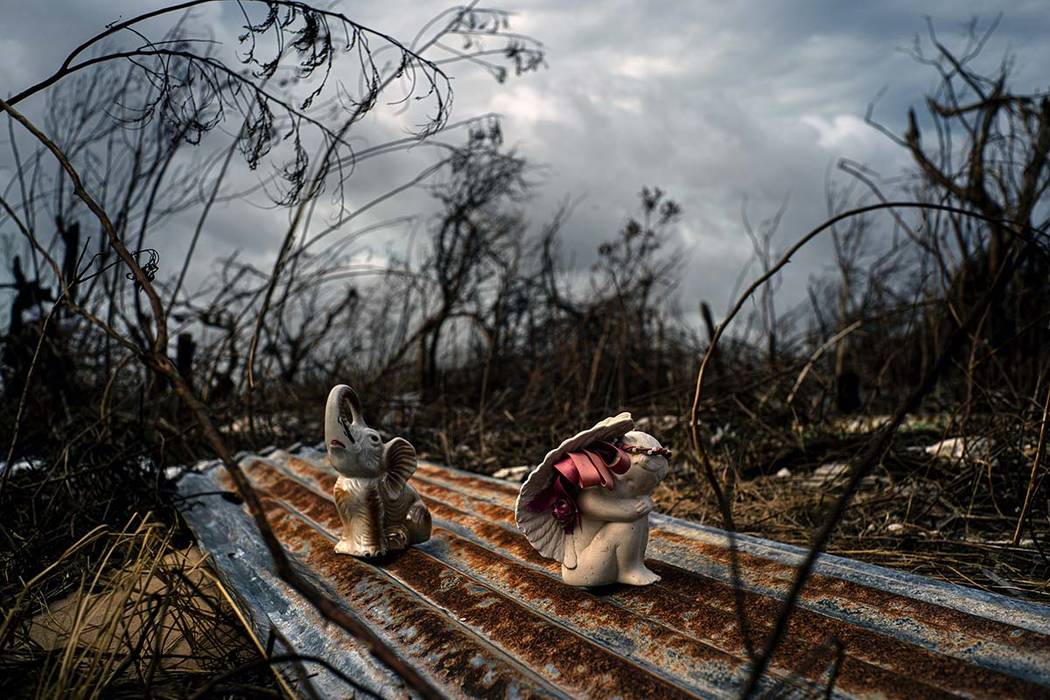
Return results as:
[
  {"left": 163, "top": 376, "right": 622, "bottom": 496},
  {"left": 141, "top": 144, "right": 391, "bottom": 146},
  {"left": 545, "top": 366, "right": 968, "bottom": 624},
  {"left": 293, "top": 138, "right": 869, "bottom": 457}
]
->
[{"left": 577, "top": 489, "right": 648, "bottom": 522}]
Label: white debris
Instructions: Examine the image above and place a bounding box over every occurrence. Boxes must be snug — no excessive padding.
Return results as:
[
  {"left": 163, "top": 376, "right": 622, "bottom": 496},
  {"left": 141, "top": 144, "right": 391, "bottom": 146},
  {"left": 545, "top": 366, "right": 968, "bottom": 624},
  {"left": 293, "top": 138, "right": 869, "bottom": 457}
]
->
[
  {"left": 709, "top": 423, "right": 733, "bottom": 446},
  {"left": 492, "top": 465, "right": 530, "bottom": 482},
  {"left": 922, "top": 437, "right": 996, "bottom": 466},
  {"left": 0, "top": 458, "right": 43, "bottom": 476},
  {"left": 983, "top": 537, "right": 1035, "bottom": 547},
  {"left": 805, "top": 462, "right": 850, "bottom": 487},
  {"left": 635, "top": 415, "right": 680, "bottom": 433},
  {"left": 225, "top": 416, "right": 250, "bottom": 434},
  {"left": 803, "top": 462, "right": 884, "bottom": 489},
  {"left": 835, "top": 414, "right": 943, "bottom": 434},
  {"left": 774, "top": 467, "right": 792, "bottom": 479},
  {"left": 836, "top": 415, "right": 891, "bottom": 434},
  {"left": 887, "top": 522, "right": 905, "bottom": 533}
]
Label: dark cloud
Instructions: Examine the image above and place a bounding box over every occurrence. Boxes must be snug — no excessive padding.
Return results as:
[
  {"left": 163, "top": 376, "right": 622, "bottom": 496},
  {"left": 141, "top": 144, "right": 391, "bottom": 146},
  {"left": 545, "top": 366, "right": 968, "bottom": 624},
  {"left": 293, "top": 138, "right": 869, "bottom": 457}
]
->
[{"left": 3, "top": 1, "right": 1049, "bottom": 324}]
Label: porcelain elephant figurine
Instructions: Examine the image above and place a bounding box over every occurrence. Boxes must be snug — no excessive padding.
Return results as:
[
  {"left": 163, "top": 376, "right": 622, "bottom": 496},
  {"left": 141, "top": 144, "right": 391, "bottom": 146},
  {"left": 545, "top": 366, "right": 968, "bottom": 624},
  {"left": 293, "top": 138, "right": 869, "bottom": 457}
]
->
[{"left": 324, "top": 384, "right": 431, "bottom": 557}]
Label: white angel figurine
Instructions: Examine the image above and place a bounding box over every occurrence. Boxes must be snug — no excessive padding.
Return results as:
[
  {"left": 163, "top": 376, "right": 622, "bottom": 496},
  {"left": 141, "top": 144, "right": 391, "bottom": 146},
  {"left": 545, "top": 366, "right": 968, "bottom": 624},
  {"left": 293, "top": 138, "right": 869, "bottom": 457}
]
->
[
  {"left": 515, "top": 413, "right": 670, "bottom": 586},
  {"left": 324, "top": 384, "right": 432, "bottom": 557}
]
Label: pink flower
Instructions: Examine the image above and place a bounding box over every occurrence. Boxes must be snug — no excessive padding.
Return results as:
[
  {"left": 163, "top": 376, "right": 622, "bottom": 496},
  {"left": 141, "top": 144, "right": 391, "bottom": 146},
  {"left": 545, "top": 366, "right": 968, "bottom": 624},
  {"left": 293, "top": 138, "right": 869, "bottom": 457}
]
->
[
  {"left": 551, "top": 497, "right": 576, "bottom": 531},
  {"left": 526, "top": 474, "right": 580, "bottom": 533}
]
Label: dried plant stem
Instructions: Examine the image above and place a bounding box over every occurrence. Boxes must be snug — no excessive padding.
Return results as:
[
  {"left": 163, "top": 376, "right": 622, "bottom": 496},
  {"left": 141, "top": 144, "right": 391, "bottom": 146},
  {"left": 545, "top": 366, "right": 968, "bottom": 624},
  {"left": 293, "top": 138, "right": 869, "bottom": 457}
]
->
[
  {"left": 687, "top": 199, "right": 1042, "bottom": 679},
  {"left": 203, "top": 567, "right": 299, "bottom": 698},
  {"left": 786, "top": 320, "right": 862, "bottom": 405},
  {"left": 1013, "top": 380, "right": 1050, "bottom": 544},
  {"left": 0, "top": 524, "right": 109, "bottom": 650},
  {"left": 0, "top": 97, "right": 166, "bottom": 351},
  {"left": 689, "top": 200, "right": 1040, "bottom": 461},
  {"left": 0, "top": 295, "right": 62, "bottom": 496},
  {"left": 0, "top": 95, "right": 445, "bottom": 700},
  {"left": 244, "top": 1, "right": 474, "bottom": 390},
  {"left": 738, "top": 241, "right": 1022, "bottom": 698}
]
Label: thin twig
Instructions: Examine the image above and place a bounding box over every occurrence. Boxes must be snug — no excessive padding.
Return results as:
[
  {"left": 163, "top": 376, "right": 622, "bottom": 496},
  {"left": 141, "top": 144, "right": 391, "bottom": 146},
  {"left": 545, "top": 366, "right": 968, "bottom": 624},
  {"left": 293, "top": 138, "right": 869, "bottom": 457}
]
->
[
  {"left": 1013, "top": 379, "right": 1050, "bottom": 544},
  {"left": 739, "top": 240, "right": 1024, "bottom": 698},
  {"left": 0, "top": 93, "right": 446, "bottom": 700}
]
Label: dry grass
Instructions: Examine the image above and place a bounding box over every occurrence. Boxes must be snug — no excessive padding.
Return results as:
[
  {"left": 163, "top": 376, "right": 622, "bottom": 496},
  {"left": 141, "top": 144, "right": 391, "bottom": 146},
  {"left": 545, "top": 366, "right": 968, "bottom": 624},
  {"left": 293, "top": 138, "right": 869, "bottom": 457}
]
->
[
  {"left": 651, "top": 415, "right": 1050, "bottom": 604},
  {"left": 0, "top": 515, "right": 281, "bottom": 699}
]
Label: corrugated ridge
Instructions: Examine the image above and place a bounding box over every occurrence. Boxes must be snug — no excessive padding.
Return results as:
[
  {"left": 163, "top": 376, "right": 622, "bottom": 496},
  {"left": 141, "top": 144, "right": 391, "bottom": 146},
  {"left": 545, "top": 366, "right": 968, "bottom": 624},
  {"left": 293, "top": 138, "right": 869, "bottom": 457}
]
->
[
  {"left": 177, "top": 471, "right": 415, "bottom": 700},
  {"left": 265, "top": 453, "right": 1043, "bottom": 699},
  {"left": 395, "top": 456, "right": 1050, "bottom": 636},
  {"left": 361, "top": 456, "right": 1050, "bottom": 680},
  {"left": 245, "top": 458, "right": 823, "bottom": 698},
  {"left": 254, "top": 497, "right": 570, "bottom": 699},
  {"left": 282, "top": 448, "right": 1050, "bottom": 690},
  {"left": 239, "top": 460, "right": 712, "bottom": 699},
  {"left": 410, "top": 480, "right": 1041, "bottom": 699},
  {"left": 404, "top": 461, "right": 1050, "bottom": 687}
]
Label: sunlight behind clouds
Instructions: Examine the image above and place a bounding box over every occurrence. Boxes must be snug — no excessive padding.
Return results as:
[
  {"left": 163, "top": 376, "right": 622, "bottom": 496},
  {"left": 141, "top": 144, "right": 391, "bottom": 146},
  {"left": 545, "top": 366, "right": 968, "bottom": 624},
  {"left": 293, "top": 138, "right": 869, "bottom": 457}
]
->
[
  {"left": 801, "top": 114, "right": 882, "bottom": 152},
  {"left": 490, "top": 85, "right": 570, "bottom": 126},
  {"left": 3, "top": 0, "right": 1050, "bottom": 323},
  {"left": 614, "top": 55, "right": 685, "bottom": 80}
]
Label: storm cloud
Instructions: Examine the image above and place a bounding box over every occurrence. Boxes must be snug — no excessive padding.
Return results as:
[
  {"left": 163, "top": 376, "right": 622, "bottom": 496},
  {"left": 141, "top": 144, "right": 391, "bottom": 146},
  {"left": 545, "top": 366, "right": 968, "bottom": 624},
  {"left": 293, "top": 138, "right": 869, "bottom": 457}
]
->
[{"left": 3, "top": 0, "right": 1049, "bottom": 324}]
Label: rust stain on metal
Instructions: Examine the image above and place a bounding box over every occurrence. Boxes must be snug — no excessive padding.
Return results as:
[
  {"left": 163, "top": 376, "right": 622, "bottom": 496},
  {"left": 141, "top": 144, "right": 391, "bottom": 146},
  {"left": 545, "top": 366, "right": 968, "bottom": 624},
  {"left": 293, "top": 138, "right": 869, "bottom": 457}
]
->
[
  {"left": 405, "top": 459, "right": 1050, "bottom": 670},
  {"left": 252, "top": 491, "right": 697, "bottom": 697},
  {"left": 651, "top": 527, "right": 1050, "bottom": 655},
  {"left": 258, "top": 503, "right": 560, "bottom": 699},
  {"left": 412, "top": 485, "right": 1036, "bottom": 698},
  {"left": 242, "top": 468, "right": 733, "bottom": 694},
  {"left": 181, "top": 447, "right": 1050, "bottom": 699},
  {"left": 396, "top": 479, "right": 1039, "bottom": 695},
  {"left": 239, "top": 464, "right": 715, "bottom": 696},
  {"left": 411, "top": 464, "right": 1050, "bottom": 689},
  {"left": 411, "top": 463, "right": 1050, "bottom": 654}
]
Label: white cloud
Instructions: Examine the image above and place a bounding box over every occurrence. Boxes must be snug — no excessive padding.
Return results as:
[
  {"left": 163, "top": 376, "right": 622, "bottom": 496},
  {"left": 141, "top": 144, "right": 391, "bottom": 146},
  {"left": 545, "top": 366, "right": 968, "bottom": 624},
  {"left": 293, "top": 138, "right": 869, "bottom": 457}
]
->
[
  {"left": 614, "top": 55, "right": 684, "bottom": 80},
  {"left": 610, "top": 96, "right": 643, "bottom": 113},
  {"left": 490, "top": 84, "right": 569, "bottom": 125},
  {"left": 801, "top": 113, "right": 879, "bottom": 151},
  {"left": 4, "top": 0, "right": 1050, "bottom": 325}
]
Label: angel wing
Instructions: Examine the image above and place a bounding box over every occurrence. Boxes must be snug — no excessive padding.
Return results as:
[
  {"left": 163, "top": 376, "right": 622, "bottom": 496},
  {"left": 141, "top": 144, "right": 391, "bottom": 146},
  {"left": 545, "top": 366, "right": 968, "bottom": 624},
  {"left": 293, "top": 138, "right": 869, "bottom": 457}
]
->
[
  {"left": 381, "top": 437, "right": 417, "bottom": 501},
  {"left": 514, "top": 412, "right": 634, "bottom": 567},
  {"left": 516, "top": 504, "right": 580, "bottom": 569}
]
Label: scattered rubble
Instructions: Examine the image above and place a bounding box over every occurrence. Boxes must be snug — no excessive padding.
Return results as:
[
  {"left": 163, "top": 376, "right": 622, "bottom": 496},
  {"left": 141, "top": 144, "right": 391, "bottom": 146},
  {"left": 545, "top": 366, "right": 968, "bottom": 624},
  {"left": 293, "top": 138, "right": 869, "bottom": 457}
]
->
[
  {"left": 634, "top": 415, "right": 680, "bottom": 433},
  {"left": 917, "top": 437, "right": 997, "bottom": 467},
  {"left": 492, "top": 465, "right": 530, "bottom": 482},
  {"left": 804, "top": 462, "right": 882, "bottom": 489},
  {"left": 0, "top": 458, "right": 43, "bottom": 476}
]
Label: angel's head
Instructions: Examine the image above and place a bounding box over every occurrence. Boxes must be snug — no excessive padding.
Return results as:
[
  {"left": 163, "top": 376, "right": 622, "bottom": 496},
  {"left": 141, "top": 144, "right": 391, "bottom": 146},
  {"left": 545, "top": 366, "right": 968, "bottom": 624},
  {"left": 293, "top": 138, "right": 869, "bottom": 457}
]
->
[
  {"left": 324, "top": 384, "right": 384, "bottom": 478},
  {"left": 613, "top": 431, "right": 671, "bottom": 497}
]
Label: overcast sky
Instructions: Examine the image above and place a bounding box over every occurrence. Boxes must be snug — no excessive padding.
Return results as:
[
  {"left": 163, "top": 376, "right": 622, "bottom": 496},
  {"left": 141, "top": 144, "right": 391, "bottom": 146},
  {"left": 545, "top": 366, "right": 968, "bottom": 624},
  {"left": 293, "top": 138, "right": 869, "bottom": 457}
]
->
[{"left": 3, "top": 1, "right": 1050, "bottom": 328}]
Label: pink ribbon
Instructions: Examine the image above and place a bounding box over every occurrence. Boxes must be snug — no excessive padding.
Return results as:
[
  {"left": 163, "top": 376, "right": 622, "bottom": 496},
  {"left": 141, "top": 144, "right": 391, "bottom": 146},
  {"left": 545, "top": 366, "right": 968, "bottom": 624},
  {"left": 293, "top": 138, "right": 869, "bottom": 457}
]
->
[
  {"left": 553, "top": 441, "right": 631, "bottom": 490},
  {"left": 526, "top": 440, "right": 632, "bottom": 533}
]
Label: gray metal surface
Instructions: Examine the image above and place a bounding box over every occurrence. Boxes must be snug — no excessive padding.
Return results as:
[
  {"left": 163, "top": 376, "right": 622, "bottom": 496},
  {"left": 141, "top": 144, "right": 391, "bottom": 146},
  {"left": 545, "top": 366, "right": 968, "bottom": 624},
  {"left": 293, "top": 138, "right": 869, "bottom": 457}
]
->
[{"left": 177, "top": 443, "right": 1050, "bottom": 699}]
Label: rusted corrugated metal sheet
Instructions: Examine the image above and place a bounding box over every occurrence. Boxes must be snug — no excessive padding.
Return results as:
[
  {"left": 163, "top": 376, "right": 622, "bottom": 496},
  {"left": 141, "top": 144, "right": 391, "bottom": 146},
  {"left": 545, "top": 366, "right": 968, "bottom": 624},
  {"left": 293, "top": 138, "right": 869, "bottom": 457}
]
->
[{"left": 177, "top": 443, "right": 1050, "bottom": 699}]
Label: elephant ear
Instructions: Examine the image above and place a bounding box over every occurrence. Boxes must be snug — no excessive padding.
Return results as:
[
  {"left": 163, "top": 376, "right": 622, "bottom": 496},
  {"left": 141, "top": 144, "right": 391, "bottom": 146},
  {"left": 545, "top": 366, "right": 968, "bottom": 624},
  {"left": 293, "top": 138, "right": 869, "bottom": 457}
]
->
[{"left": 381, "top": 437, "right": 417, "bottom": 501}]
